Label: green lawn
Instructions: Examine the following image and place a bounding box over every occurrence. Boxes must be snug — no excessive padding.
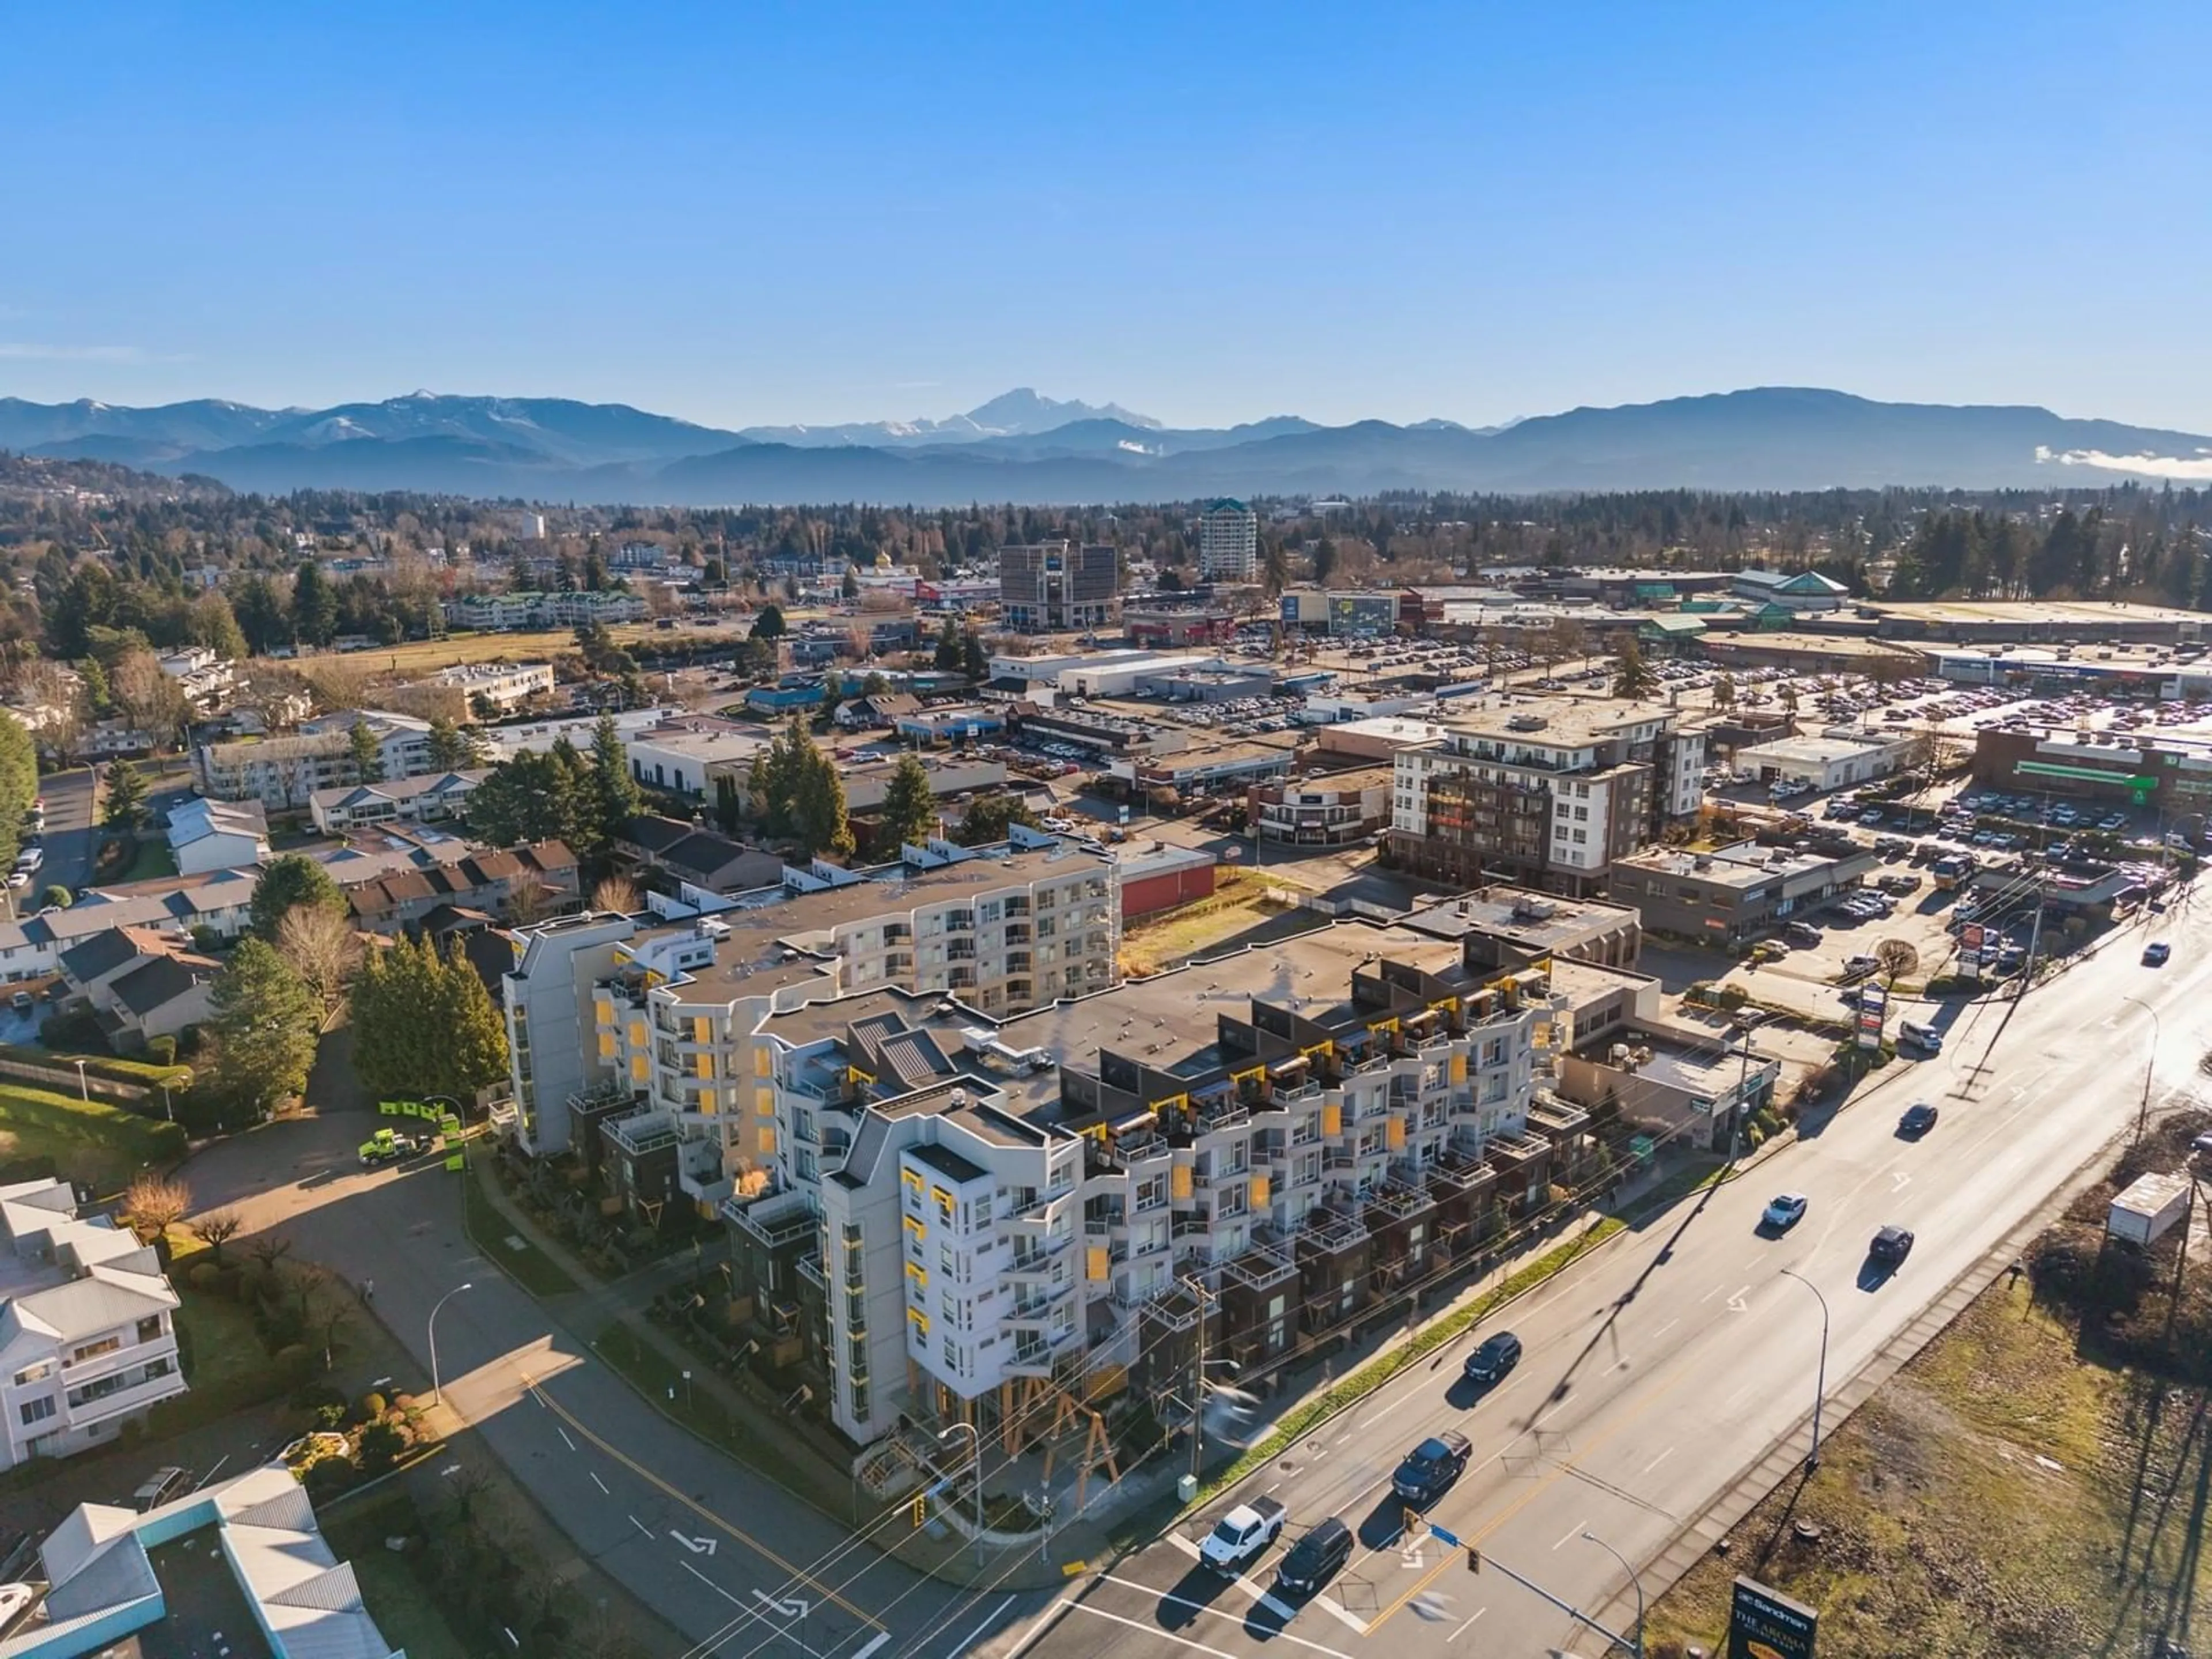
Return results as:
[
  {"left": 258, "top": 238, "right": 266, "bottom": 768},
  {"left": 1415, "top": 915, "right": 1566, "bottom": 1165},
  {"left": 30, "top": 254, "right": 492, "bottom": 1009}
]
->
[
  {"left": 460, "top": 1157, "right": 581, "bottom": 1298},
  {"left": 0, "top": 1081, "right": 187, "bottom": 1191},
  {"left": 120, "top": 838, "right": 179, "bottom": 882},
  {"left": 325, "top": 1493, "right": 477, "bottom": 1659},
  {"left": 589, "top": 1320, "right": 828, "bottom": 1505},
  {"left": 150, "top": 1287, "right": 289, "bottom": 1435}
]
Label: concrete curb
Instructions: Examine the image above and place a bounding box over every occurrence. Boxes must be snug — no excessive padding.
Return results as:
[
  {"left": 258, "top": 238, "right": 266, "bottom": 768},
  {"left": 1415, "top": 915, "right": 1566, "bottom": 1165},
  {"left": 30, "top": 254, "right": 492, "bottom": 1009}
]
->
[{"left": 1593, "top": 1112, "right": 2141, "bottom": 1637}]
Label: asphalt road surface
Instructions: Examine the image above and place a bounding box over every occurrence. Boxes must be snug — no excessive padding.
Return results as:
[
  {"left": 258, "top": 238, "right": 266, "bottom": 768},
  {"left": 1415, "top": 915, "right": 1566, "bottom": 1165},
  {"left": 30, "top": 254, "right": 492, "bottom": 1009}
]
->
[
  {"left": 33, "top": 765, "right": 94, "bottom": 895},
  {"left": 185, "top": 1110, "right": 1006, "bottom": 1659},
  {"left": 1028, "top": 903, "right": 2212, "bottom": 1659}
]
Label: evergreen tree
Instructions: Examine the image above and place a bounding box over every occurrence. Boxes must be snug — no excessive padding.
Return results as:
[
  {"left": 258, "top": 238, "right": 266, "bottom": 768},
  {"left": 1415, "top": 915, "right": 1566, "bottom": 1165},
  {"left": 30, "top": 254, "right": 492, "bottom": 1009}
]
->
[
  {"left": 792, "top": 748, "right": 854, "bottom": 858},
  {"left": 348, "top": 718, "right": 384, "bottom": 783},
  {"left": 878, "top": 754, "right": 937, "bottom": 851},
  {"left": 954, "top": 791, "right": 1040, "bottom": 846},
  {"left": 292, "top": 560, "right": 339, "bottom": 645},
  {"left": 251, "top": 853, "right": 348, "bottom": 940},
  {"left": 934, "top": 619, "right": 963, "bottom": 671},
  {"left": 209, "top": 938, "right": 321, "bottom": 1118},
  {"left": 589, "top": 713, "right": 643, "bottom": 838},
  {"left": 749, "top": 603, "right": 787, "bottom": 641},
  {"left": 437, "top": 938, "right": 510, "bottom": 1094},
  {"left": 841, "top": 568, "right": 861, "bottom": 600},
  {"left": 351, "top": 935, "right": 438, "bottom": 1101},
  {"left": 0, "top": 714, "right": 36, "bottom": 874},
  {"left": 961, "top": 629, "right": 987, "bottom": 680},
  {"left": 102, "top": 762, "right": 149, "bottom": 832},
  {"left": 465, "top": 749, "right": 586, "bottom": 849},
  {"left": 1609, "top": 631, "right": 1659, "bottom": 698},
  {"left": 426, "top": 715, "right": 479, "bottom": 770},
  {"left": 185, "top": 592, "right": 249, "bottom": 660}
]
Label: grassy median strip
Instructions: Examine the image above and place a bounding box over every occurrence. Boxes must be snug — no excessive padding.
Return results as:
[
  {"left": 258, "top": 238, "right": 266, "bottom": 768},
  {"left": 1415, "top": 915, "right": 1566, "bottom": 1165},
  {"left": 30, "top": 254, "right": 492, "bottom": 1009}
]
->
[
  {"left": 1195, "top": 1216, "right": 1626, "bottom": 1505},
  {"left": 588, "top": 1320, "right": 827, "bottom": 1505},
  {"left": 459, "top": 1156, "right": 581, "bottom": 1298}
]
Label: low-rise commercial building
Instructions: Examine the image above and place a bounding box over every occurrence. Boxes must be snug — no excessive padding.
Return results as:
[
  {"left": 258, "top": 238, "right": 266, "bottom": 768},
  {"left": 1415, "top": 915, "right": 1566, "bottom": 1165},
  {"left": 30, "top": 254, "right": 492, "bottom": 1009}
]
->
[
  {"left": 1278, "top": 588, "right": 1403, "bottom": 635},
  {"left": 1733, "top": 730, "right": 1921, "bottom": 793},
  {"left": 1248, "top": 766, "right": 1392, "bottom": 846},
  {"left": 1611, "top": 840, "right": 1878, "bottom": 946}
]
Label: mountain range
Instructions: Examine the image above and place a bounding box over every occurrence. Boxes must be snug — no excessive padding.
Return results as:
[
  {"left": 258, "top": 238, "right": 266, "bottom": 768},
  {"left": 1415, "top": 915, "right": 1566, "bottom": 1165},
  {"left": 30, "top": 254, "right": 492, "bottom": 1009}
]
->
[{"left": 1, "top": 386, "right": 2206, "bottom": 506}]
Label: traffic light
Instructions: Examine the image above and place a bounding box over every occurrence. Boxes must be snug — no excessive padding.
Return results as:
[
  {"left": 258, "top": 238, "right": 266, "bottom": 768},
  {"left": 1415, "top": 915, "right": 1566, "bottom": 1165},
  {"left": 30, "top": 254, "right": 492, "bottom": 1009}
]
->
[
  {"left": 911, "top": 1495, "right": 926, "bottom": 1529},
  {"left": 1403, "top": 1508, "right": 1421, "bottom": 1540},
  {"left": 1466, "top": 1547, "right": 1482, "bottom": 1574}
]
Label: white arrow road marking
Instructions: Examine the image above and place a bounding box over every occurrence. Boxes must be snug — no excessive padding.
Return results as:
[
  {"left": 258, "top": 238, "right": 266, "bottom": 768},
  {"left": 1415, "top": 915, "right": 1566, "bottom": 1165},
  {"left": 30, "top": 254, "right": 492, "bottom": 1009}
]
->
[
  {"left": 670, "top": 1531, "right": 718, "bottom": 1556},
  {"left": 752, "top": 1590, "right": 811, "bottom": 1619},
  {"left": 1400, "top": 1542, "right": 1426, "bottom": 1570},
  {"left": 1725, "top": 1286, "right": 1751, "bottom": 1313},
  {"left": 1893, "top": 1171, "right": 1913, "bottom": 1191}
]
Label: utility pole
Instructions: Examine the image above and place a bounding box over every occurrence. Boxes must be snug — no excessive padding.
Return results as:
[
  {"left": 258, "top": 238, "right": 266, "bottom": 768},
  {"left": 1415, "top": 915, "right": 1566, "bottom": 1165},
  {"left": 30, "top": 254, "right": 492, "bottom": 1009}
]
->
[{"left": 1189, "top": 1278, "right": 1212, "bottom": 1483}]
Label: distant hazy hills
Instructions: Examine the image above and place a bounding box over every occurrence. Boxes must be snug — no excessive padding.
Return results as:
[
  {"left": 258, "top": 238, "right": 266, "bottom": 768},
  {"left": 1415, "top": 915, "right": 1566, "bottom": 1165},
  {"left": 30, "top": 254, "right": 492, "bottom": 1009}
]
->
[{"left": 2, "top": 386, "right": 2205, "bottom": 506}]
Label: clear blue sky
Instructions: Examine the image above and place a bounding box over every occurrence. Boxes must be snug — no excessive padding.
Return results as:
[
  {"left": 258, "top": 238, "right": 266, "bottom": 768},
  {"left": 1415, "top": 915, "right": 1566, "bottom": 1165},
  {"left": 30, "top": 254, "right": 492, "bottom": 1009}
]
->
[{"left": 6, "top": 1, "right": 2209, "bottom": 433}]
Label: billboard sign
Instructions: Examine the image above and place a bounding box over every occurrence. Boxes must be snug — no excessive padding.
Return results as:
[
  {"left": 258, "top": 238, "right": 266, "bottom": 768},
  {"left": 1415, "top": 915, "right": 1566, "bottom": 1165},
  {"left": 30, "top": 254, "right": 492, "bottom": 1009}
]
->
[
  {"left": 1855, "top": 983, "right": 1887, "bottom": 1051},
  {"left": 1728, "top": 1576, "right": 1818, "bottom": 1659}
]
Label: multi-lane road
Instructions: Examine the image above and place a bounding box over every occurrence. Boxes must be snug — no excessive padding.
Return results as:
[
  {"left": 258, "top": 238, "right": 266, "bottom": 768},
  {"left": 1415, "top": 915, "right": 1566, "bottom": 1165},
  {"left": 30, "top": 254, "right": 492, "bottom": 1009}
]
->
[{"left": 1022, "top": 901, "right": 2211, "bottom": 1659}]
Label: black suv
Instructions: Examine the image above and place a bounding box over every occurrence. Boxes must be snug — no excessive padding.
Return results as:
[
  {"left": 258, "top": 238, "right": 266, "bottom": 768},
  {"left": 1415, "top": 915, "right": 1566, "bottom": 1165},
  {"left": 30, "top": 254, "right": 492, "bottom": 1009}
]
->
[
  {"left": 1392, "top": 1430, "right": 1473, "bottom": 1505},
  {"left": 1869, "top": 1225, "right": 1915, "bottom": 1266},
  {"left": 1463, "top": 1332, "right": 1522, "bottom": 1385},
  {"left": 1274, "top": 1517, "right": 1353, "bottom": 1596}
]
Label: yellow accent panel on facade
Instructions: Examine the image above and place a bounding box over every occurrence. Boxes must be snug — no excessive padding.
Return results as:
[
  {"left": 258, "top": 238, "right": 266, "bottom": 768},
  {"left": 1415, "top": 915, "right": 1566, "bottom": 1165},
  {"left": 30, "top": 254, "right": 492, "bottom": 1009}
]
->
[
  {"left": 630, "top": 1055, "right": 649, "bottom": 1082},
  {"left": 901, "top": 1166, "right": 925, "bottom": 1191},
  {"left": 1086, "top": 1247, "right": 1109, "bottom": 1281},
  {"left": 1171, "top": 1165, "right": 1193, "bottom": 1201},
  {"left": 1249, "top": 1175, "right": 1271, "bottom": 1207},
  {"left": 628, "top": 1021, "right": 647, "bottom": 1048},
  {"left": 757, "top": 1126, "right": 777, "bottom": 1155},
  {"left": 597, "top": 1031, "right": 616, "bottom": 1059},
  {"left": 694, "top": 1052, "right": 714, "bottom": 1080},
  {"left": 693, "top": 1016, "right": 712, "bottom": 1044},
  {"left": 1320, "top": 1104, "right": 1342, "bottom": 1137},
  {"left": 1386, "top": 1118, "right": 1407, "bottom": 1150},
  {"left": 756, "top": 1088, "right": 775, "bottom": 1117},
  {"left": 756, "top": 1048, "right": 773, "bottom": 1078},
  {"left": 1448, "top": 1054, "right": 1468, "bottom": 1084}
]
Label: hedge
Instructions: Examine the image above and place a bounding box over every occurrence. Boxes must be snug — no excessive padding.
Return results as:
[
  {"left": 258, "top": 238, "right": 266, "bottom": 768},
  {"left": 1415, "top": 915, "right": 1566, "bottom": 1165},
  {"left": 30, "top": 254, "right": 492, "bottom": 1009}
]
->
[{"left": 0, "top": 1043, "right": 192, "bottom": 1091}]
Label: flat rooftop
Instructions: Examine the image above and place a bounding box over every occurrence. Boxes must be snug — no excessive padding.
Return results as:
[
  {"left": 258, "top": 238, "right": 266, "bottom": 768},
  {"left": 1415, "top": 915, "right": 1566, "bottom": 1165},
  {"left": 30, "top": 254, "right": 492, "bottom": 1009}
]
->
[
  {"left": 1428, "top": 695, "right": 1677, "bottom": 745},
  {"left": 1616, "top": 840, "right": 1853, "bottom": 889},
  {"left": 1402, "top": 885, "right": 1638, "bottom": 950},
  {"left": 1736, "top": 733, "right": 1910, "bottom": 764},
  {"left": 1870, "top": 600, "right": 2205, "bottom": 626}
]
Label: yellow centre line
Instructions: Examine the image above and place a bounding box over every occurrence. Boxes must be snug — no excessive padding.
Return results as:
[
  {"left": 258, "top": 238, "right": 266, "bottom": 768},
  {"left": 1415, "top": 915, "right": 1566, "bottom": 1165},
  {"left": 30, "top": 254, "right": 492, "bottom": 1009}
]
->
[
  {"left": 521, "top": 1370, "right": 885, "bottom": 1630},
  {"left": 1363, "top": 1325, "right": 1718, "bottom": 1634}
]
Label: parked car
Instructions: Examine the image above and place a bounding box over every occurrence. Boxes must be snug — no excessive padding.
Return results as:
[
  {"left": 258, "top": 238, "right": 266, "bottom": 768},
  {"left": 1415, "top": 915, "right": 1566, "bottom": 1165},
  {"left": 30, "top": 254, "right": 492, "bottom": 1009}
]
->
[
  {"left": 1274, "top": 1517, "right": 1354, "bottom": 1596},
  {"left": 1392, "top": 1430, "right": 1474, "bottom": 1505},
  {"left": 1463, "top": 1331, "right": 1522, "bottom": 1385}
]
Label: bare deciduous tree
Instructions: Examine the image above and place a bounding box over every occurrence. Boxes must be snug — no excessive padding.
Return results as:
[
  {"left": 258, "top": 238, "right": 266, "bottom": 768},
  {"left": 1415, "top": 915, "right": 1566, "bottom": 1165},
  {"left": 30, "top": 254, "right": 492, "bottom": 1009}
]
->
[
  {"left": 189, "top": 1207, "right": 243, "bottom": 1262},
  {"left": 275, "top": 903, "right": 365, "bottom": 1008},
  {"left": 120, "top": 1172, "right": 192, "bottom": 1244},
  {"left": 589, "top": 874, "right": 638, "bottom": 915},
  {"left": 1874, "top": 937, "right": 1921, "bottom": 989}
]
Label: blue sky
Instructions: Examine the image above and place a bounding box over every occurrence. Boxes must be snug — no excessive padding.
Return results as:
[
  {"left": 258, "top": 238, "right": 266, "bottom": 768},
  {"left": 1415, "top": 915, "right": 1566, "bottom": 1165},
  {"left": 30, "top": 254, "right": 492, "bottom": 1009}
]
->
[{"left": 5, "top": 1, "right": 2209, "bottom": 433}]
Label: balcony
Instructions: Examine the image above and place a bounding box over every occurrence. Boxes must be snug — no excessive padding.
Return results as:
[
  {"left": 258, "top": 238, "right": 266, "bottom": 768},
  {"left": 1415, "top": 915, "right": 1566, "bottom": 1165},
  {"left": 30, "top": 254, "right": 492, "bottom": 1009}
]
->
[
  {"left": 796, "top": 1253, "right": 826, "bottom": 1293},
  {"left": 604, "top": 1108, "right": 679, "bottom": 1158},
  {"left": 1221, "top": 1238, "right": 1298, "bottom": 1296},
  {"left": 723, "top": 1188, "right": 819, "bottom": 1248}
]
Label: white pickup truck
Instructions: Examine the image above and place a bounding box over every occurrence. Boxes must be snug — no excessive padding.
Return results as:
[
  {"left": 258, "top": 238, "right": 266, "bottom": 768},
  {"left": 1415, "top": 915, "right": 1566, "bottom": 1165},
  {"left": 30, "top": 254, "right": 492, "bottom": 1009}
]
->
[{"left": 1199, "top": 1495, "right": 1286, "bottom": 1575}]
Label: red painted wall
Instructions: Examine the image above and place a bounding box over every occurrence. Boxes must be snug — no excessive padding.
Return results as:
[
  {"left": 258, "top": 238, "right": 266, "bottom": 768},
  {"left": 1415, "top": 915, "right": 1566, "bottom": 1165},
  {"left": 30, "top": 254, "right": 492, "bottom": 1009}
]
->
[{"left": 1121, "top": 862, "right": 1218, "bottom": 921}]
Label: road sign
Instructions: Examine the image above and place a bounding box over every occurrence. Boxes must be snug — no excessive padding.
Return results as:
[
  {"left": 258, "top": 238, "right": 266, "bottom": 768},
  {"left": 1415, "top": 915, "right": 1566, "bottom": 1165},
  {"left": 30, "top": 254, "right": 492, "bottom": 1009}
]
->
[
  {"left": 1855, "top": 983, "right": 1887, "bottom": 1051},
  {"left": 1427, "top": 1522, "right": 1462, "bottom": 1548}
]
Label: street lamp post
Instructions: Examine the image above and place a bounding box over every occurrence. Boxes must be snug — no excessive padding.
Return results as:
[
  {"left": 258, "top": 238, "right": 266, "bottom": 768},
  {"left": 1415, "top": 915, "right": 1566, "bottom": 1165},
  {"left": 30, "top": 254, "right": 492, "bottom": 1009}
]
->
[
  {"left": 73, "top": 1058, "right": 88, "bottom": 1103},
  {"left": 938, "top": 1422, "right": 984, "bottom": 1568},
  {"left": 1778, "top": 1267, "right": 1831, "bottom": 1471},
  {"left": 1580, "top": 1529, "right": 1645, "bottom": 1658},
  {"left": 2120, "top": 994, "right": 2161, "bottom": 1141},
  {"left": 427, "top": 1282, "right": 474, "bottom": 1406}
]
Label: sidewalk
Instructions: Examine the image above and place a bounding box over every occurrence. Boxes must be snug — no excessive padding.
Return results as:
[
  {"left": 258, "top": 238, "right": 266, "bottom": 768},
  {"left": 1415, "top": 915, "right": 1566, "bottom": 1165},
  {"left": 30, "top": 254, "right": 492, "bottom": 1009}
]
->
[{"left": 462, "top": 1149, "right": 1112, "bottom": 1590}]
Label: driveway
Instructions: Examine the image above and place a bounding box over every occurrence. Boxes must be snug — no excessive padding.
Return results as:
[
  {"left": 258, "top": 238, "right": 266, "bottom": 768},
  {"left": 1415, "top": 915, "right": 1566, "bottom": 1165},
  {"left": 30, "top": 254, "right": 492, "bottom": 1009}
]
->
[{"left": 32, "top": 766, "right": 95, "bottom": 895}]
